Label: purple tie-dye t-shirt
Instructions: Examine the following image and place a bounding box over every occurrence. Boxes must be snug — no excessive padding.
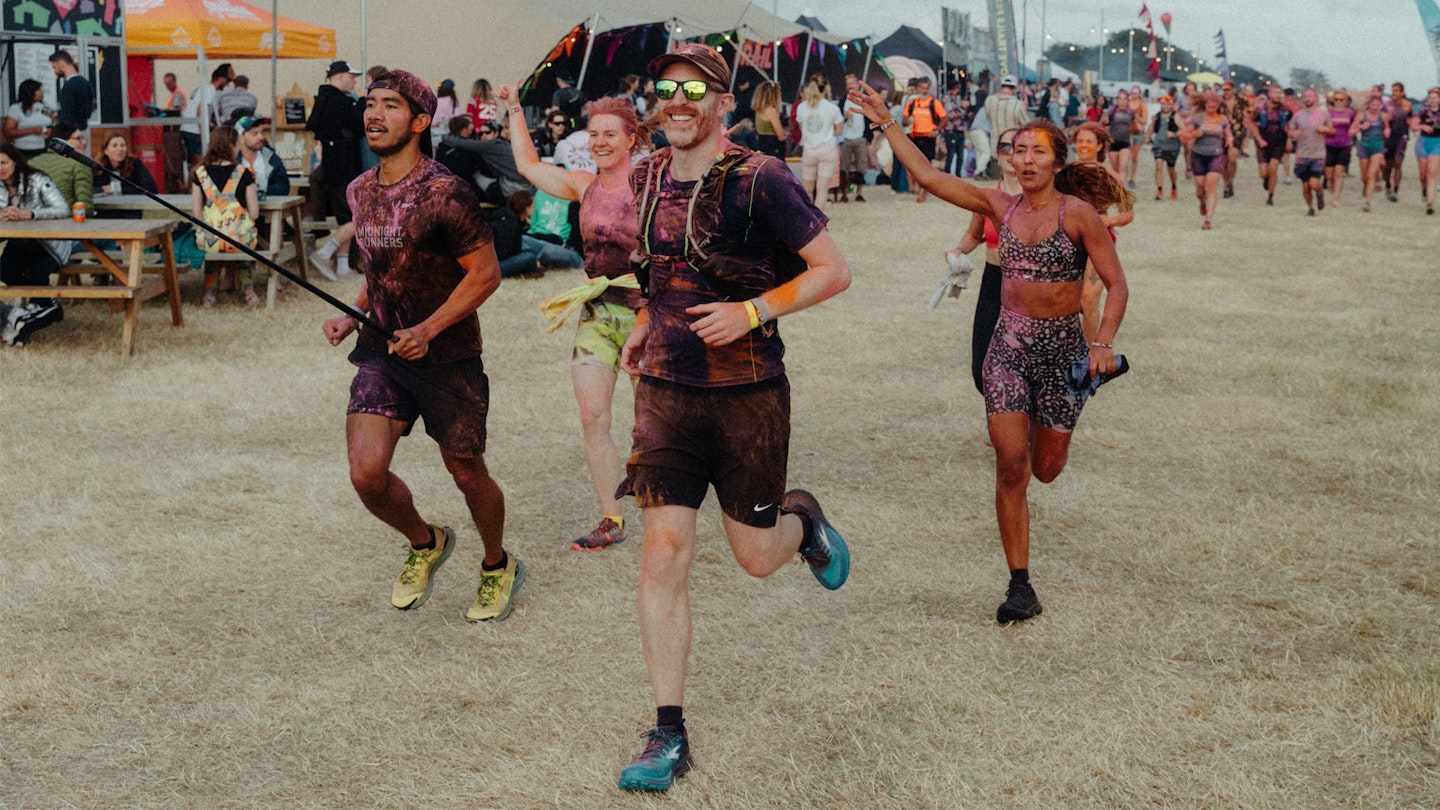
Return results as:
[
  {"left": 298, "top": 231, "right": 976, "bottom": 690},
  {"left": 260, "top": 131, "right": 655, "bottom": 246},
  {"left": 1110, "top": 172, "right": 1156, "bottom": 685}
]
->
[
  {"left": 633, "top": 155, "right": 826, "bottom": 387},
  {"left": 346, "top": 158, "right": 493, "bottom": 365}
]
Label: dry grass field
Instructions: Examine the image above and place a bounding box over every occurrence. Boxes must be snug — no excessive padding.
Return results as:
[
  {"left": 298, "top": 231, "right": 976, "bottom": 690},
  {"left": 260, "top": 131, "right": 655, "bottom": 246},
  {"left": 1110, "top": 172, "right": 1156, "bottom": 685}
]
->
[{"left": 2, "top": 164, "right": 1437, "bottom": 808}]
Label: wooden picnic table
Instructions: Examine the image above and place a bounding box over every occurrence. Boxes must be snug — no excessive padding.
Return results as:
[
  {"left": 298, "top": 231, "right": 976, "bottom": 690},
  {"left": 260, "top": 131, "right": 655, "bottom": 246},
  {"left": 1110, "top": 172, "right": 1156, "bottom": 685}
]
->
[
  {"left": 0, "top": 218, "right": 182, "bottom": 355},
  {"left": 92, "top": 194, "right": 311, "bottom": 309}
]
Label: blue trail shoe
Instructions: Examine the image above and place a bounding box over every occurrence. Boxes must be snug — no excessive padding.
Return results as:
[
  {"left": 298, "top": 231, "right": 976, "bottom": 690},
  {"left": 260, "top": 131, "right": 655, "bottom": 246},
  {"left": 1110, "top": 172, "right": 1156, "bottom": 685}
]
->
[
  {"left": 780, "top": 489, "right": 850, "bottom": 590},
  {"left": 617, "top": 726, "right": 692, "bottom": 791}
]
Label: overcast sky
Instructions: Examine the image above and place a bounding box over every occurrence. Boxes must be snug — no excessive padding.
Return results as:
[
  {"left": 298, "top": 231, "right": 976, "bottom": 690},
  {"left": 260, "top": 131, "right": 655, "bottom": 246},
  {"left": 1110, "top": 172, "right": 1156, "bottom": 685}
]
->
[{"left": 775, "top": 0, "right": 1440, "bottom": 92}]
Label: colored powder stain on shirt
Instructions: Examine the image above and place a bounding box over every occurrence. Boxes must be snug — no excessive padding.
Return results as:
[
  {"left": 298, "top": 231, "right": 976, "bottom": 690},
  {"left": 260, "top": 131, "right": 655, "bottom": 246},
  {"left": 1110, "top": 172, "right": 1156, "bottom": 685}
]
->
[
  {"left": 579, "top": 177, "right": 643, "bottom": 310},
  {"left": 347, "top": 158, "right": 493, "bottom": 366},
  {"left": 633, "top": 152, "right": 826, "bottom": 387}
]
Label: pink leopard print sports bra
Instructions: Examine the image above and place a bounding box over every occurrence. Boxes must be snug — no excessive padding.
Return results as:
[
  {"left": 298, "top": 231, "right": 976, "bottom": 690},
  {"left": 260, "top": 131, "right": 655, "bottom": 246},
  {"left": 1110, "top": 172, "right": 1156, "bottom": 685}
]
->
[{"left": 998, "top": 196, "right": 1087, "bottom": 283}]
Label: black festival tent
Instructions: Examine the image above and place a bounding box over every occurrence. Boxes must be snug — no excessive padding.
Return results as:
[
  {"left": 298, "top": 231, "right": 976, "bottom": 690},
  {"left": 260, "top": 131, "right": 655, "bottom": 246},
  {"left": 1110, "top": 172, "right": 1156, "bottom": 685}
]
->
[{"left": 873, "top": 24, "right": 945, "bottom": 72}]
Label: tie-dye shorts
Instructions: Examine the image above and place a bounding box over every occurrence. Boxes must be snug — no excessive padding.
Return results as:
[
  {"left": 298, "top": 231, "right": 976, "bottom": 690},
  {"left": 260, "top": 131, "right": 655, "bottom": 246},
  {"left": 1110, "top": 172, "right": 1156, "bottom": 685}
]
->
[{"left": 982, "top": 308, "right": 1088, "bottom": 432}]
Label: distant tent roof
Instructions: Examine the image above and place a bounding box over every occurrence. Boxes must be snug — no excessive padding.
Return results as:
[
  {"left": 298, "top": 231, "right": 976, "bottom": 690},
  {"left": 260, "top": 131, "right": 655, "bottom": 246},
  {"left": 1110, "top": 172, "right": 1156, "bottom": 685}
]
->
[
  {"left": 125, "top": 0, "right": 336, "bottom": 59},
  {"left": 873, "top": 25, "right": 943, "bottom": 71},
  {"left": 795, "top": 15, "right": 828, "bottom": 32}
]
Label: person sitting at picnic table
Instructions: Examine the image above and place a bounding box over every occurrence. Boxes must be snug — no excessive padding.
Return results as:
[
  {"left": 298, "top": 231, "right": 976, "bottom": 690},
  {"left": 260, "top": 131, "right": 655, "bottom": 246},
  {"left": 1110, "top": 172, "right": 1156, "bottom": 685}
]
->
[
  {"left": 0, "top": 142, "right": 72, "bottom": 347},
  {"left": 93, "top": 132, "right": 159, "bottom": 214}
]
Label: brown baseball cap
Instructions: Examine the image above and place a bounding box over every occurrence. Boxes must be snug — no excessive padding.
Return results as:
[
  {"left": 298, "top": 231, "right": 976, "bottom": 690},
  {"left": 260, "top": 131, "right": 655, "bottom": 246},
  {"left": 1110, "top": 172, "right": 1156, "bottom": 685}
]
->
[{"left": 647, "top": 42, "right": 731, "bottom": 88}]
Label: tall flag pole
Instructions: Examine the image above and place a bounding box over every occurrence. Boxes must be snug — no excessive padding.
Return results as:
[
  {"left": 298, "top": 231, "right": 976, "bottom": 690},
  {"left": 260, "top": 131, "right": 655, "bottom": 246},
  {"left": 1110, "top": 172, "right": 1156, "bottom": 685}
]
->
[
  {"left": 1418, "top": 0, "right": 1440, "bottom": 84},
  {"left": 1214, "top": 29, "right": 1231, "bottom": 81},
  {"left": 1139, "top": 4, "right": 1160, "bottom": 82}
]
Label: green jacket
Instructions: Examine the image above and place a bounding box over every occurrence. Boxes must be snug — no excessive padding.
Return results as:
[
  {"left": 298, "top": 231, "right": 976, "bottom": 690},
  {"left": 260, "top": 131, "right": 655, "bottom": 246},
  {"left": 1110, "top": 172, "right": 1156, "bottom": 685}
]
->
[{"left": 29, "top": 151, "right": 95, "bottom": 217}]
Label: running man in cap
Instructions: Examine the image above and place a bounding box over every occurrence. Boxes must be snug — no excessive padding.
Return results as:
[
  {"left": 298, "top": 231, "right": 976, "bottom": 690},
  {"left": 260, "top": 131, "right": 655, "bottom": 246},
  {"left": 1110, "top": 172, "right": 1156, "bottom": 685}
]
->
[
  {"left": 321, "top": 69, "right": 524, "bottom": 624},
  {"left": 613, "top": 42, "right": 852, "bottom": 792}
]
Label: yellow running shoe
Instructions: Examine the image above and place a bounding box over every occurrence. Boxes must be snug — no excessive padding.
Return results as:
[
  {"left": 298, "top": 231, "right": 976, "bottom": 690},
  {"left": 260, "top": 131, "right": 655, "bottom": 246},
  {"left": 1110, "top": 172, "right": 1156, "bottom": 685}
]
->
[
  {"left": 465, "top": 553, "right": 525, "bottom": 622},
  {"left": 390, "top": 525, "right": 455, "bottom": 610}
]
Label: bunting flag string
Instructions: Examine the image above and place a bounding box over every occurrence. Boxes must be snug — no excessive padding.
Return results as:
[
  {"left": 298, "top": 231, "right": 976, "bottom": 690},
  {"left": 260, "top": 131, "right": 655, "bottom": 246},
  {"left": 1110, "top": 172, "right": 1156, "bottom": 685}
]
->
[{"left": 1139, "top": 4, "right": 1161, "bottom": 81}]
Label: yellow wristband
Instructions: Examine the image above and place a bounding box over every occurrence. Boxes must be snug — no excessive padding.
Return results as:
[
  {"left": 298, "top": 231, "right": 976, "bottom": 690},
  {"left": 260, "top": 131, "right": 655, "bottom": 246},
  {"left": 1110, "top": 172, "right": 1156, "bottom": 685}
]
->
[{"left": 743, "top": 300, "right": 760, "bottom": 330}]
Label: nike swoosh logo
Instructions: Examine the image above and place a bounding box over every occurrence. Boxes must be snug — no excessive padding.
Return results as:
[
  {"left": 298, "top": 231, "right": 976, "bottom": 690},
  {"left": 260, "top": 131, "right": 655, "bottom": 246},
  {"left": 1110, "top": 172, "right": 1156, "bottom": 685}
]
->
[
  {"left": 753, "top": 504, "right": 774, "bottom": 512},
  {"left": 666, "top": 749, "right": 681, "bottom": 761}
]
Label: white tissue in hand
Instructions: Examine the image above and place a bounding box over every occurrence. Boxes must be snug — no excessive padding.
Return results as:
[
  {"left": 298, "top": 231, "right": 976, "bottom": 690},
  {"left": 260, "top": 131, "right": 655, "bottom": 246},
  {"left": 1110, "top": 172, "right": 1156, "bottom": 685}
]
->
[{"left": 926, "top": 252, "right": 975, "bottom": 310}]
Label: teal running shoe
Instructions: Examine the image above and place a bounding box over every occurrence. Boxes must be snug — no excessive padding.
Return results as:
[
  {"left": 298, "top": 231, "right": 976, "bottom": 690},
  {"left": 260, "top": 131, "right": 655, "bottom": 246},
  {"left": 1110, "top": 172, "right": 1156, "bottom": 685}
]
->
[
  {"left": 617, "top": 726, "right": 692, "bottom": 791},
  {"left": 781, "top": 489, "right": 850, "bottom": 590}
]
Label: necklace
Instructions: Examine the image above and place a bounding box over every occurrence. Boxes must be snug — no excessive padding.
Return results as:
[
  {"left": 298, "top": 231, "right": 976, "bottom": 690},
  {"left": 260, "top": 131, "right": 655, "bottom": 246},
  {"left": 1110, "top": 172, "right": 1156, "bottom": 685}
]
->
[{"left": 1024, "top": 193, "right": 1057, "bottom": 213}]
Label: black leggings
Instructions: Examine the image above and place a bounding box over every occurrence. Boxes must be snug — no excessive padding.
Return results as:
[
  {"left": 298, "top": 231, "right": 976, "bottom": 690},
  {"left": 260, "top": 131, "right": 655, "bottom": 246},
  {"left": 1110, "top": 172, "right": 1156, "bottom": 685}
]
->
[
  {"left": 970, "top": 261, "right": 1003, "bottom": 395},
  {"left": 1, "top": 238, "right": 60, "bottom": 287}
]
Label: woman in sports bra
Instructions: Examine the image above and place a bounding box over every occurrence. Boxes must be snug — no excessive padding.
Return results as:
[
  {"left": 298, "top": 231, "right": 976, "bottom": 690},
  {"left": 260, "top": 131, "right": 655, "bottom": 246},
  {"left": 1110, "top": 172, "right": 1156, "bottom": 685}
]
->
[
  {"left": 850, "top": 80, "right": 1130, "bottom": 625},
  {"left": 500, "top": 87, "right": 648, "bottom": 551}
]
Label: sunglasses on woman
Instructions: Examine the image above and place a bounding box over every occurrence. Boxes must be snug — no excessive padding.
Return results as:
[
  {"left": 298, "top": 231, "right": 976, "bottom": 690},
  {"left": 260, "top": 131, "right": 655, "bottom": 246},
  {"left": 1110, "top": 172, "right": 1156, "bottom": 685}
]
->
[
  {"left": 654, "top": 79, "right": 715, "bottom": 101},
  {"left": 997, "top": 142, "right": 1014, "bottom": 154}
]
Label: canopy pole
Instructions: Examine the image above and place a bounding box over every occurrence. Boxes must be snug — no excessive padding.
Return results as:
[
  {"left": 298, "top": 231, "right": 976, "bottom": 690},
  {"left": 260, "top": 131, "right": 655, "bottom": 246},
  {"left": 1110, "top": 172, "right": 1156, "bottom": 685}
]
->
[
  {"left": 576, "top": 13, "right": 600, "bottom": 93},
  {"left": 863, "top": 38, "right": 874, "bottom": 85},
  {"left": 198, "top": 51, "right": 209, "bottom": 157},
  {"left": 795, "top": 32, "right": 812, "bottom": 99},
  {"left": 729, "top": 28, "right": 745, "bottom": 92},
  {"left": 360, "top": 0, "right": 367, "bottom": 76},
  {"left": 270, "top": 0, "right": 278, "bottom": 144}
]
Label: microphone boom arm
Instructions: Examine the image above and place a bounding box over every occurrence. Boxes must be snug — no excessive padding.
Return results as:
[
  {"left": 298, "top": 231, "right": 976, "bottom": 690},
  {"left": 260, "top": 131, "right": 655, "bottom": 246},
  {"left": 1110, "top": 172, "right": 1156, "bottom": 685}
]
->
[{"left": 47, "top": 137, "right": 391, "bottom": 338}]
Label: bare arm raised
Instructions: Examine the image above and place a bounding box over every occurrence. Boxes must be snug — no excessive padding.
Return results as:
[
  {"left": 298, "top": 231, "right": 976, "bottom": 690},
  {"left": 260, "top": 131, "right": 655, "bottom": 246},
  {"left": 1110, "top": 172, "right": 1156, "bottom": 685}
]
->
[
  {"left": 496, "top": 81, "right": 594, "bottom": 202},
  {"left": 848, "top": 81, "right": 1003, "bottom": 219}
]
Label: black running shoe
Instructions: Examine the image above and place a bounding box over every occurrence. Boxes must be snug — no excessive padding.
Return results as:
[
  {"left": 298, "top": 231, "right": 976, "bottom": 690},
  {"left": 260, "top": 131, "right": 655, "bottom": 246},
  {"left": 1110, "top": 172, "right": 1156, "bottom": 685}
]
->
[
  {"left": 1316, "top": 192, "right": 1324, "bottom": 211},
  {"left": 997, "top": 580, "right": 1043, "bottom": 623},
  {"left": 12, "top": 301, "right": 62, "bottom": 345}
]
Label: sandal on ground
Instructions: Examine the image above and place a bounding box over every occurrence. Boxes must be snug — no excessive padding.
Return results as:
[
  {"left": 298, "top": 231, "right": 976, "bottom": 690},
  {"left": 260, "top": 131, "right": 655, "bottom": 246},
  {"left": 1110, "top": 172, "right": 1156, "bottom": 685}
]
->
[
  {"left": 243, "top": 287, "right": 261, "bottom": 306},
  {"left": 202, "top": 290, "right": 218, "bottom": 308}
]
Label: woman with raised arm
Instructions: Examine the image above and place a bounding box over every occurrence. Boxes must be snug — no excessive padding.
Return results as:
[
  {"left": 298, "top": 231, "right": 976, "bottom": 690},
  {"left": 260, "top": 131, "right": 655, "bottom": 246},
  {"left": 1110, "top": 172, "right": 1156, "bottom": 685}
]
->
[
  {"left": 497, "top": 82, "right": 646, "bottom": 551},
  {"left": 850, "top": 81, "right": 1130, "bottom": 624}
]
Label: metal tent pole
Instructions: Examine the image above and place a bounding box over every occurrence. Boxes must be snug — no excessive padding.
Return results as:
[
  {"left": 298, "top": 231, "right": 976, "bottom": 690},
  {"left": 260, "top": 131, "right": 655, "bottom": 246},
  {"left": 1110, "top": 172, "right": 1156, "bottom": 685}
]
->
[
  {"left": 730, "top": 28, "right": 746, "bottom": 92},
  {"left": 271, "top": 0, "right": 278, "bottom": 144},
  {"left": 795, "top": 32, "right": 812, "bottom": 98},
  {"left": 576, "top": 13, "right": 600, "bottom": 92}
]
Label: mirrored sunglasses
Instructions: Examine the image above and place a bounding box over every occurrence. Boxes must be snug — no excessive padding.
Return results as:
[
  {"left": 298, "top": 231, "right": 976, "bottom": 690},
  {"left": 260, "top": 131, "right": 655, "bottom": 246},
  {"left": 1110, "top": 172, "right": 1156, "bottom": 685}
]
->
[{"left": 655, "top": 79, "right": 713, "bottom": 101}]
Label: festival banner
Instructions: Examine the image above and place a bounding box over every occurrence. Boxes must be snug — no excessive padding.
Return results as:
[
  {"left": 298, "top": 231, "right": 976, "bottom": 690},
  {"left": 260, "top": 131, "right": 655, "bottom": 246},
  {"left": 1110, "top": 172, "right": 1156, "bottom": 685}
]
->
[
  {"left": 1214, "top": 29, "right": 1232, "bottom": 82},
  {"left": 942, "top": 6, "right": 970, "bottom": 68},
  {"left": 987, "top": 0, "right": 1020, "bottom": 79},
  {"left": 1418, "top": 0, "right": 1440, "bottom": 82}
]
